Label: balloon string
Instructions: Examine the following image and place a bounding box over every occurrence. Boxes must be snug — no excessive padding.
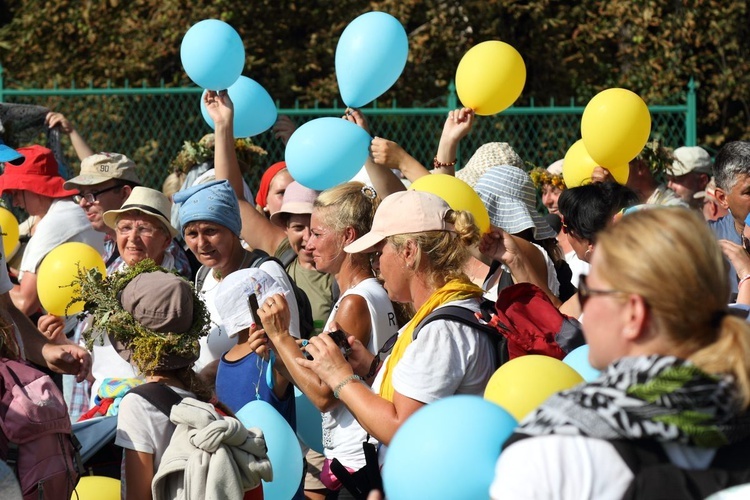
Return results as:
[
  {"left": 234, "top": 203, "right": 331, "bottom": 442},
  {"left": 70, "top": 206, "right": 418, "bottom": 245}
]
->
[{"left": 255, "top": 354, "right": 262, "bottom": 401}]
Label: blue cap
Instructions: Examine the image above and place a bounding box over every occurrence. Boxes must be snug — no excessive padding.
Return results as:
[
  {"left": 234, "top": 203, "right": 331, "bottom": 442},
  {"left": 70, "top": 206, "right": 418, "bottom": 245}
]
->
[
  {"left": 173, "top": 179, "right": 242, "bottom": 237},
  {"left": 0, "top": 139, "right": 24, "bottom": 166}
]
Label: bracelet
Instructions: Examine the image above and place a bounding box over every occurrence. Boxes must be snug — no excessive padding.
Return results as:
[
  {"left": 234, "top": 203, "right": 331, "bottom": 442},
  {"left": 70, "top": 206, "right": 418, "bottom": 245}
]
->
[
  {"left": 433, "top": 156, "right": 457, "bottom": 169},
  {"left": 739, "top": 274, "right": 750, "bottom": 289},
  {"left": 333, "top": 374, "right": 363, "bottom": 399}
]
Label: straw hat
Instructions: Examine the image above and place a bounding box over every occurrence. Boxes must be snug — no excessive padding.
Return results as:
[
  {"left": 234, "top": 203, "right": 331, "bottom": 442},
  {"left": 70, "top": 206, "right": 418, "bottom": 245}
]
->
[{"left": 103, "top": 186, "right": 178, "bottom": 238}]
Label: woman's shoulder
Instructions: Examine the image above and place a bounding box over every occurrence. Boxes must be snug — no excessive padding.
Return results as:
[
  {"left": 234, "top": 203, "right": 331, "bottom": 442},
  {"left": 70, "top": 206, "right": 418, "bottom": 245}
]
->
[{"left": 492, "top": 434, "right": 633, "bottom": 500}]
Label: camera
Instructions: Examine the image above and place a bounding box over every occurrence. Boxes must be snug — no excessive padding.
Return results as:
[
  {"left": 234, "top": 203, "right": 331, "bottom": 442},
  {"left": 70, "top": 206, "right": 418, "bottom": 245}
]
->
[{"left": 303, "top": 330, "right": 352, "bottom": 360}]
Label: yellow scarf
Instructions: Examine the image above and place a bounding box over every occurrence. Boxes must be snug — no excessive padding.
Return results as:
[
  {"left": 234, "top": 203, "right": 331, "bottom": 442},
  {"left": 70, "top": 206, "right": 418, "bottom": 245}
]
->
[{"left": 379, "top": 279, "right": 485, "bottom": 402}]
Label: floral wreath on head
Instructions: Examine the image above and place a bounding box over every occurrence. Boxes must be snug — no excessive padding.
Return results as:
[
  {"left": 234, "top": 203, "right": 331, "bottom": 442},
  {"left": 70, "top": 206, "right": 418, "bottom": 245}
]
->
[
  {"left": 635, "top": 139, "right": 673, "bottom": 184},
  {"left": 73, "top": 259, "right": 210, "bottom": 374},
  {"left": 529, "top": 166, "right": 566, "bottom": 191},
  {"left": 170, "top": 133, "right": 268, "bottom": 175}
]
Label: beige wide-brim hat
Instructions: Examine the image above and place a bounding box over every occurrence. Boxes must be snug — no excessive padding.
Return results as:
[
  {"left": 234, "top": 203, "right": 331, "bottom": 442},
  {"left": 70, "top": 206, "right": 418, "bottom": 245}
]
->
[{"left": 103, "top": 186, "right": 178, "bottom": 238}]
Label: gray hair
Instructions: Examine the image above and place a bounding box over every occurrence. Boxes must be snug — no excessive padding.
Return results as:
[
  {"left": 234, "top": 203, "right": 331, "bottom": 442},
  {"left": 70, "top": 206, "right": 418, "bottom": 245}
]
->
[{"left": 713, "top": 141, "right": 750, "bottom": 192}]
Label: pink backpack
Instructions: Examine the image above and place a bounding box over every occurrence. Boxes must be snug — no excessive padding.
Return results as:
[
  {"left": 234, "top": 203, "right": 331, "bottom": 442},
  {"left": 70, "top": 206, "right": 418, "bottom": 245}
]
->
[{"left": 0, "top": 358, "right": 82, "bottom": 499}]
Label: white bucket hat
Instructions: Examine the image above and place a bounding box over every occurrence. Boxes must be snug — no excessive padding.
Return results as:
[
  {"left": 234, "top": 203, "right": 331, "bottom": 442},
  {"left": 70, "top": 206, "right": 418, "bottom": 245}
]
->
[{"left": 103, "top": 186, "right": 178, "bottom": 238}]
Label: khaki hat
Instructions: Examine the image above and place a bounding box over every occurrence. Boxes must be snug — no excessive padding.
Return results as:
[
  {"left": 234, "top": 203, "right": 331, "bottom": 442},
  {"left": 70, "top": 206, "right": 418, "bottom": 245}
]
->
[
  {"left": 103, "top": 186, "right": 178, "bottom": 238},
  {"left": 64, "top": 152, "right": 141, "bottom": 189},
  {"left": 668, "top": 146, "right": 712, "bottom": 177},
  {"left": 345, "top": 191, "right": 454, "bottom": 254}
]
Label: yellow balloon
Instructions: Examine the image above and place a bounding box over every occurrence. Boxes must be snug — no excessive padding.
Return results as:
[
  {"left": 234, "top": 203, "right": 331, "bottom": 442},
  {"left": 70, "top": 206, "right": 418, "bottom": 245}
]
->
[
  {"left": 581, "top": 88, "right": 651, "bottom": 167},
  {"left": 37, "top": 242, "right": 106, "bottom": 316},
  {"left": 0, "top": 207, "right": 20, "bottom": 259},
  {"left": 71, "top": 476, "right": 120, "bottom": 500},
  {"left": 562, "top": 139, "right": 629, "bottom": 188},
  {"left": 410, "top": 174, "right": 490, "bottom": 234},
  {"left": 455, "top": 41, "right": 526, "bottom": 116},
  {"left": 484, "top": 355, "right": 584, "bottom": 421}
]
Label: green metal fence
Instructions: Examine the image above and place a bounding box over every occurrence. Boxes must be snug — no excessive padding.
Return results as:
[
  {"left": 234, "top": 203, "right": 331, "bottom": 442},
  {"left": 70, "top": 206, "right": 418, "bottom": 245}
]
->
[{"left": 0, "top": 65, "right": 697, "bottom": 192}]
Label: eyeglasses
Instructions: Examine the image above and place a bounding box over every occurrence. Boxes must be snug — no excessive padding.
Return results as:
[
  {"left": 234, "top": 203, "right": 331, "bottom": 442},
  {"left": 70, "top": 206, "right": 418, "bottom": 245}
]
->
[
  {"left": 74, "top": 185, "right": 122, "bottom": 204},
  {"left": 115, "top": 223, "right": 162, "bottom": 238},
  {"left": 578, "top": 274, "right": 625, "bottom": 308},
  {"left": 366, "top": 332, "right": 399, "bottom": 379}
]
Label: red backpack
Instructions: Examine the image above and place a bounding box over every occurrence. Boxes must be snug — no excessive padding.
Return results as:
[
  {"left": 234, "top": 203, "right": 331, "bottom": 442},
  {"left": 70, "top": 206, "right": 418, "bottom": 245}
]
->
[{"left": 0, "top": 358, "right": 83, "bottom": 499}]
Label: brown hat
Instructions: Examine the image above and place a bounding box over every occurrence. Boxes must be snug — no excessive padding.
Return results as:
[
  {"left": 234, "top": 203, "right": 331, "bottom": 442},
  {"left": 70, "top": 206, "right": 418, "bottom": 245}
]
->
[
  {"left": 64, "top": 152, "right": 141, "bottom": 189},
  {"left": 112, "top": 271, "right": 198, "bottom": 370}
]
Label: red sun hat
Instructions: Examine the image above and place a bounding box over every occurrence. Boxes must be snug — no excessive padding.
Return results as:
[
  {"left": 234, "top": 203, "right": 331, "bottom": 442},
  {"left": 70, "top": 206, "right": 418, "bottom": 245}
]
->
[{"left": 0, "top": 145, "right": 79, "bottom": 198}]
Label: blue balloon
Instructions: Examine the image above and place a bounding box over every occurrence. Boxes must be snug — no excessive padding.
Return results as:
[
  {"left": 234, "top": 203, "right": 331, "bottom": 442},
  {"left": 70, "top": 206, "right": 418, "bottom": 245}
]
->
[
  {"left": 563, "top": 344, "right": 601, "bottom": 382},
  {"left": 383, "top": 395, "right": 517, "bottom": 500},
  {"left": 285, "top": 117, "right": 371, "bottom": 190},
  {"left": 181, "top": 19, "right": 245, "bottom": 90},
  {"left": 294, "top": 387, "right": 324, "bottom": 454},
  {"left": 335, "top": 12, "right": 409, "bottom": 107},
  {"left": 201, "top": 77, "right": 278, "bottom": 138},
  {"left": 236, "top": 400, "right": 304, "bottom": 500}
]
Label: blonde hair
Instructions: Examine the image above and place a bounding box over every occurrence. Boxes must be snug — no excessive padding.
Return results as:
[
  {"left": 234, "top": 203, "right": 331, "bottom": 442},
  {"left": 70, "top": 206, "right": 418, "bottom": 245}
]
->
[
  {"left": 314, "top": 182, "right": 380, "bottom": 266},
  {"left": 390, "top": 209, "right": 480, "bottom": 289},
  {"left": 596, "top": 207, "right": 750, "bottom": 407},
  {"left": 162, "top": 172, "right": 186, "bottom": 199}
]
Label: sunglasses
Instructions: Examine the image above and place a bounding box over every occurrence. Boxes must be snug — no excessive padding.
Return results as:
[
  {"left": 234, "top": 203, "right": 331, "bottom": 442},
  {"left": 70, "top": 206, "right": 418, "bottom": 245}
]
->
[
  {"left": 366, "top": 331, "right": 399, "bottom": 379},
  {"left": 578, "top": 274, "right": 625, "bottom": 308}
]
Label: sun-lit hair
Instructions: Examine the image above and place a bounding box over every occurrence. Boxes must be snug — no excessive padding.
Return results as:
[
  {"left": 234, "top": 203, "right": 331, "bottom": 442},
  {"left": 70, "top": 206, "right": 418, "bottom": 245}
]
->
[
  {"left": 596, "top": 207, "right": 750, "bottom": 407},
  {"left": 389, "top": 209, "right": 480, "bottom": 289}
]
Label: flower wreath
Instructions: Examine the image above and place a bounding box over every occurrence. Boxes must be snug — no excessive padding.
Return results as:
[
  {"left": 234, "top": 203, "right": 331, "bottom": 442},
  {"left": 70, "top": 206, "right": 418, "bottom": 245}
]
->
[
  {"left": 73, "top": 259, "right": 210, "bottom": 373},
  {"left": 170, "top": 133, "right": 268, "bottom": 175},
  {"left": 529, "top": 167, "right": 566, "bottom": 191}
]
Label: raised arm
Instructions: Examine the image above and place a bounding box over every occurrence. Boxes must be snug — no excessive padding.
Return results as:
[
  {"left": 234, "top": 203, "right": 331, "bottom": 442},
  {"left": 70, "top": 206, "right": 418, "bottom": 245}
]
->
[
  {"left": 45, "top": 112, "right": 95, "bottom": 160},
  {"left": 203, "top": 90, "right": 286, "bottom": 255},
  {"left": 434, "top": 107, "right": 475, "bottom": 175}
]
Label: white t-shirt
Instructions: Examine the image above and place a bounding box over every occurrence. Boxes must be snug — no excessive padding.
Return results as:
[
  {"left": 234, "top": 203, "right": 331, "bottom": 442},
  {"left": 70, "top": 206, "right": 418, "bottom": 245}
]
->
[
  {"left": 116, "top": 385, "right": 195, "bottom": 472},
  {"left": 195, "top": 259, "right": 301, "bottom": 372},
  {"left": 373, "top": 298, "right": 496, "bottom": 464},
  {"left": 321, "top": 278, "right": 397, "bottom": 470},
  {"left": 19, "top": 198, "right": 104, "bottom": 280},
  {"left": 491, "top": 435, "right": 717, "bottom": 500},
  {"left": 564, "top": 250, "right": 590, "bottom": 289}
]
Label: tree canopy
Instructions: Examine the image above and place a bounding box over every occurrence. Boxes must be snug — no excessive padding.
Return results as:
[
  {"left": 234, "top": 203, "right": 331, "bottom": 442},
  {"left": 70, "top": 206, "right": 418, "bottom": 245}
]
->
[{"left": 1, "top": 0, "right": 747, "bottom": 146}]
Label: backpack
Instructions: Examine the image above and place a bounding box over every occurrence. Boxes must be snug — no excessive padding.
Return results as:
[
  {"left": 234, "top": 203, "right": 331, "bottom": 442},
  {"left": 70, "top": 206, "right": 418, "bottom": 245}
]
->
[
  {"left": 413, "top": 282, "right": 584, "bottom": 369},
  {"left": 196, "top": 248, "right": 316, "bottom": 340},
  {"left": 0, "top": 358, "right": 83, "bottom": 500},
  {"left": 611, "top": 438, "right": 750, "bottom": 499},
  {"left": 128, "top": 382, "right": 184, "bottom": 417}
]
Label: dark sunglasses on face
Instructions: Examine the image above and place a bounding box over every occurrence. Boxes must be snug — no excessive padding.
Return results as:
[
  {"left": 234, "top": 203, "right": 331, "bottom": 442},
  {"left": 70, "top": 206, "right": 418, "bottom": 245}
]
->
[
  {"left": 577, "top": 274, "right": 625, "bottom": 308},
  {"left": 366, "top": 331, "right": 399, "bottom": 379}
]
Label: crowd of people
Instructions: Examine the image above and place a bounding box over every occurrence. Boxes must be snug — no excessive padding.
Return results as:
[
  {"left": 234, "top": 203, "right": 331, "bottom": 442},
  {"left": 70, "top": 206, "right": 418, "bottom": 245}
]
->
[{"left": 0, "top": 97, "right": 749, "bottom": 500}]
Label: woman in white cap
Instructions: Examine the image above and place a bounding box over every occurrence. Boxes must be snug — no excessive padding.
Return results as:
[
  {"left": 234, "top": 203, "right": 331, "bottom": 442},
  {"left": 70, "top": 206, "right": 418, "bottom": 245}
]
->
[{"left": 261, "top": 190, "right": 496, "bottom": 453}]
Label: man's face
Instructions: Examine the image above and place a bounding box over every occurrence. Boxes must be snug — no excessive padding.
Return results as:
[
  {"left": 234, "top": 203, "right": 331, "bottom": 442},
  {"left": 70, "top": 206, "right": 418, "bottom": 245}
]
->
[
  {"left": 75, "top": 181, "right": 131, "bottom": 233},
  {"left": 715, "top": 173, "right": 750, "bottom": 231},
  {"left": 667, "top": 172, "right": 708, "bottom": 203}
]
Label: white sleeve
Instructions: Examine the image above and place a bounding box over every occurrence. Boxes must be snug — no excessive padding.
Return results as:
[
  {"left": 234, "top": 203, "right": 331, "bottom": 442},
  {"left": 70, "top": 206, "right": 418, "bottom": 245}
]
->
[
  {"left": 257, "top": 260, "right": 301, "bottom": 338},
  {"left": 0, "top": 235, "right": 12, "bottom": 295},
  {"left": 490, "top": 435, "right": 634, "bottom": 500}
]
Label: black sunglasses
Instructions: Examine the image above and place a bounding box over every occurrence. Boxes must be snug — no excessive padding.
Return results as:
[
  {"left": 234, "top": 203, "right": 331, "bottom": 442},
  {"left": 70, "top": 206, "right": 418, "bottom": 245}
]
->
[
  {"left": 578, "top": 274, "right": 625, "bottom": 308},
  {"left": 366, "top": 332, "right": 399, "bottom": 379}
]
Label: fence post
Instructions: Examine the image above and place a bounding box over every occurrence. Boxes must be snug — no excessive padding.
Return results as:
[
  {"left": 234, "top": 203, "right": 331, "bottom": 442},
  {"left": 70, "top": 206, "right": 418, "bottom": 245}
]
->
[
  {"left": 447, "top": 81, "right": 457, "bottom": 109},
  {"left": 0, "top": 63, "right": 5, "bottom": 103},
  {"left": 686, "top": 78, "right": 697, "bottom": 147}
]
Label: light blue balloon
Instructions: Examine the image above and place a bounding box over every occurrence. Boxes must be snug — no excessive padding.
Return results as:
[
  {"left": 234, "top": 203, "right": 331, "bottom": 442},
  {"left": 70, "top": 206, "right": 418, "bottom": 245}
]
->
[
  {"left": 294, "top": 387, "right": 324, "bottom": 454},
  {"left": 201, "top": 77, "right": 278, "bottom": 138},
  {"left": 563, "top": 344, "right": 601, "bottom": 382},
  {"left": 335, "top": 11, "right": 409, "bottom": 107},
  {"left": 285, "top": 117, "right": 371, "bottom": 190},
  {"left": 236, "top": 400, "right": 304, "bottom": 500},
  {"left": 181, "top": 19, "right": 245, "bottom": 90},
  {"left": 383, "top": 395, "right": 517, "bottom": 500}
]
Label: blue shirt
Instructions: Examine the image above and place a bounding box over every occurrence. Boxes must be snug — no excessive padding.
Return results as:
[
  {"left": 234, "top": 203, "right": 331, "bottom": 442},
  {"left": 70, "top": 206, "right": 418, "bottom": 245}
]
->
[
  {"left": 709, "top": 214, "right": 740, "bottom": 298},
  {"left": 216, "top": 352, "right": 296, "bottom": 431}
]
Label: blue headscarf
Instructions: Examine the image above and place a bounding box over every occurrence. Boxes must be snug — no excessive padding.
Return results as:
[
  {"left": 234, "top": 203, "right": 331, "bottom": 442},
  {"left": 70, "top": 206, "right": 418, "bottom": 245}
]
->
[{"left": 173, "top": 180, "right": 242, "bottom": 237}]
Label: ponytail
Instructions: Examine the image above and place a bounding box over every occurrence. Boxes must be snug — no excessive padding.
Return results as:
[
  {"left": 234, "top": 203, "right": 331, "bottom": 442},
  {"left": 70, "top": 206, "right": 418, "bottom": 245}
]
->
[
  {"left": 689, "top": 315, "right": 750, "bottom": 409},
  {"left": 174, "top": 366, "right": 236, "bottom": 417}
]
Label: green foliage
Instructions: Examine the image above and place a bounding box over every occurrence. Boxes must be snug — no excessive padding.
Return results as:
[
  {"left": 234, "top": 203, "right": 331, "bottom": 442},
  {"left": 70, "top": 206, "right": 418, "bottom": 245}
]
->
[{"left": 0, "top": 0, "right": 747, "bottom": 146}]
